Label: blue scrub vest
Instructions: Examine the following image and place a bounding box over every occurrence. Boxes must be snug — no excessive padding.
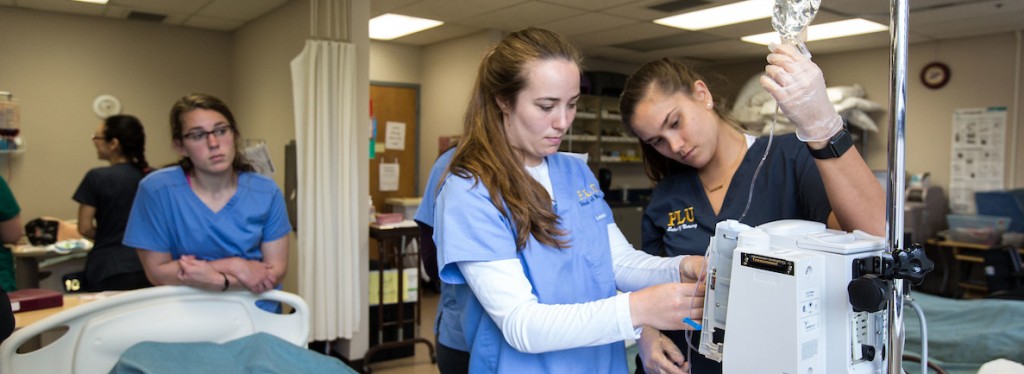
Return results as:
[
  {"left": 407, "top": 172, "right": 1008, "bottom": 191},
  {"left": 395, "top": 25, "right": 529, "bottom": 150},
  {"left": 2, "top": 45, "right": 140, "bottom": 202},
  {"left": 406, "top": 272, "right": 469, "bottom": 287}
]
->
[{"left": 435, "top": 153, "right": 626, "bottom": 373}]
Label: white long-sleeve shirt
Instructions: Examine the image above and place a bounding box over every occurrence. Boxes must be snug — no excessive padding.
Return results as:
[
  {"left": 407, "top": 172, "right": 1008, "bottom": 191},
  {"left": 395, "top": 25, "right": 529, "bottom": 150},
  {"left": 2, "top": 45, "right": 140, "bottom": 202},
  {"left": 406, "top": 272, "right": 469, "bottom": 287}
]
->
[{"left": 457, "top": 159, "right": 686, "bottom": 353}]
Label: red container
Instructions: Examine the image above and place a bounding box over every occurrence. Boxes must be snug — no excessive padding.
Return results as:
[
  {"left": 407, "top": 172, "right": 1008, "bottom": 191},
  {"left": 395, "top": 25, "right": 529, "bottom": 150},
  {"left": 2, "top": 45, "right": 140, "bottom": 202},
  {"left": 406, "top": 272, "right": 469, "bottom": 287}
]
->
[{"left": 375, "top": 213, "right": 404, "bottom": 225}]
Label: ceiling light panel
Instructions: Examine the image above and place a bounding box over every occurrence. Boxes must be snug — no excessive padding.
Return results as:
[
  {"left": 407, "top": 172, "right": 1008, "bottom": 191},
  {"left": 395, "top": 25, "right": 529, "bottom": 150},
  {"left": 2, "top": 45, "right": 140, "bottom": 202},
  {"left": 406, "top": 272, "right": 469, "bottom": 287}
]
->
[
  {"left": 741, "top": 18, "right": 888, "bottom": 45},
  {"left": 369, "top": 13, "right": 443, "bottom": 40},
  {"left": 654, "top": 0, "right": 772, "bottom": 31}
]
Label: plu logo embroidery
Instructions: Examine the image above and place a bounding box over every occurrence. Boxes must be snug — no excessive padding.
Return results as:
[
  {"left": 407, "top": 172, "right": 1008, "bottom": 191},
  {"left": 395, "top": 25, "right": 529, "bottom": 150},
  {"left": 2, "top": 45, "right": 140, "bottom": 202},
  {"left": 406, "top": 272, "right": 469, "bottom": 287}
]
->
[
  {"left": 667, "top": 207, "right": 697, "bottom": 232},
  {"left": 576, "top": 183, "right": 603, "bottom": 206}
]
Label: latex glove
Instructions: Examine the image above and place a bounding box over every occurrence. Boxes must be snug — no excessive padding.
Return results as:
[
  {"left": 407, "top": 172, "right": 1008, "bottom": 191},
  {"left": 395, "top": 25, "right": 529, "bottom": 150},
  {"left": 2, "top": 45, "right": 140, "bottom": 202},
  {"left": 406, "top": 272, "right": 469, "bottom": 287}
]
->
[
  {"left": 638, "top": 328, "right": 690, "bottom": 374},
  {"left": 760, "top": 43, "right": 843, "bottom": 142}
]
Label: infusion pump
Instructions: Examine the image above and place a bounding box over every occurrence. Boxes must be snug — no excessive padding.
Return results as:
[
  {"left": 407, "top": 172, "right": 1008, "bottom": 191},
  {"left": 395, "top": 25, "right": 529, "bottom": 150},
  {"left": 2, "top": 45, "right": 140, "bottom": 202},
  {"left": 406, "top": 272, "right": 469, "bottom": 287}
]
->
[{"left": 699, "top": 219, "right": 906, "bottom": 374}]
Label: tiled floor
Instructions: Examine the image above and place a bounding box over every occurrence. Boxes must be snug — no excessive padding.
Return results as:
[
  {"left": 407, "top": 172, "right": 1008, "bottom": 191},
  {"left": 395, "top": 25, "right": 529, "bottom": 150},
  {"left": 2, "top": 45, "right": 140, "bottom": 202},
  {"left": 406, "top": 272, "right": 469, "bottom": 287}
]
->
[{"left": 365, "top": 289, "right": 441, "bottom": 374}]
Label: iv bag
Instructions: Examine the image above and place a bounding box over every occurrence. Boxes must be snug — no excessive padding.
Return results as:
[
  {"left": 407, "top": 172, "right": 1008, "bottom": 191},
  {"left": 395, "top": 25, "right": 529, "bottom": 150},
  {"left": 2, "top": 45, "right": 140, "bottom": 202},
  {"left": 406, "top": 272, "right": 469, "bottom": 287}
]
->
[{"left": 772, "top": 0, "right": 820, "bottom": 56}]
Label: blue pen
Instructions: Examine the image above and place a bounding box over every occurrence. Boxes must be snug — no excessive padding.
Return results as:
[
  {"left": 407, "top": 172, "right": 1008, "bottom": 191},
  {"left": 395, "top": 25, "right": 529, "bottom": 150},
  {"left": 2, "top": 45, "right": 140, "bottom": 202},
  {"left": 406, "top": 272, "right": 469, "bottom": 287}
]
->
[{"left": 683, "top": 317, "right": 702, "bottom": 330}]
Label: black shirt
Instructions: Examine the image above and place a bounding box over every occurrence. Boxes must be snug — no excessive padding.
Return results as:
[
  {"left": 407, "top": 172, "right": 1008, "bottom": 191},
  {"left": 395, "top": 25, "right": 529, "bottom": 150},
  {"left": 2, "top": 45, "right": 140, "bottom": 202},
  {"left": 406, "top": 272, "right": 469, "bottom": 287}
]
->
[{"left": 73, "top": 163, "right": 146, "bottom": 286}]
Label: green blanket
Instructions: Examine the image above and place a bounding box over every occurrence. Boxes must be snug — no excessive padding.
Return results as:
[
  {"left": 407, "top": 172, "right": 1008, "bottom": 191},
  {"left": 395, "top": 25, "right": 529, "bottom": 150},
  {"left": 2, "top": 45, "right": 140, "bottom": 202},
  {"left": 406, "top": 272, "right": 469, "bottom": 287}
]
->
[{"left": 110, "top": 332, "right": 357, "bottom": 374}]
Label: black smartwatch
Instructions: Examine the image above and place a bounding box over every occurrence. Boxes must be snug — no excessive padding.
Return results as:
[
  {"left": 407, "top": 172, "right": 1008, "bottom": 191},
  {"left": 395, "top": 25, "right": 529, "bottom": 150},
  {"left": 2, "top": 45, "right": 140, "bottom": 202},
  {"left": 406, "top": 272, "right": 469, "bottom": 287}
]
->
[{"left": 808, "top": 127, "right": 853, "bottom": 159}]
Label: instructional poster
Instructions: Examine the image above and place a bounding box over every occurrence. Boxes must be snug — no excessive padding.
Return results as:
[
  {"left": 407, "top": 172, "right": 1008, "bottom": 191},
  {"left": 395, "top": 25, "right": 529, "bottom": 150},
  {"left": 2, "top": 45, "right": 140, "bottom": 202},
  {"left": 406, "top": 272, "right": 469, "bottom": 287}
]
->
[{"left": 949, "top": 107, "right": 1006, "bottom": 213}]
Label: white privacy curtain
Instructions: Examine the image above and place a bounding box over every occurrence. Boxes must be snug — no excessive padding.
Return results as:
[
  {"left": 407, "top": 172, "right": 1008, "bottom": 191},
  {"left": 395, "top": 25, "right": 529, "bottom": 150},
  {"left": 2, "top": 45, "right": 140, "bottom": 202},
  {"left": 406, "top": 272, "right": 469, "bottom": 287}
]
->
[{"left": 291, "top": 40, "right": 361, "bottom": 340}]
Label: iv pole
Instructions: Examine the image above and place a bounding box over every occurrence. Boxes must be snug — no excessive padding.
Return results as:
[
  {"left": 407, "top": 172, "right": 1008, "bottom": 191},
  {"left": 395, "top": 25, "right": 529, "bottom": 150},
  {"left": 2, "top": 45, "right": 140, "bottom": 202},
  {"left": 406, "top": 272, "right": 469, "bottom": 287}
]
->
[{"left": 885, "top": 0, "right": 909, "bottom": 372}]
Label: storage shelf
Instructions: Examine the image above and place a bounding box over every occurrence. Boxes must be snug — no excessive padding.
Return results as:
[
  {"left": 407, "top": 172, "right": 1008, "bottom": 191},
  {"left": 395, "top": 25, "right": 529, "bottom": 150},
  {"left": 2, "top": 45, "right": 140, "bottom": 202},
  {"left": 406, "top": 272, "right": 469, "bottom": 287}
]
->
[
  {"left": 562, "top": 94, "right": 640, "bottom": 168},
  {"left": 602, "top": 136, "right": 637, "bottom": 144}
]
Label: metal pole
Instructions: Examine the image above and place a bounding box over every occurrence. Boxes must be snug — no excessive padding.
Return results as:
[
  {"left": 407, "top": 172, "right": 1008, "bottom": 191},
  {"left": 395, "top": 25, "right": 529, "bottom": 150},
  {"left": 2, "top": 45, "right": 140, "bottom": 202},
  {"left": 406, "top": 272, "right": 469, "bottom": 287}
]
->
[{"left": 886, "top": 0, "right": 909, "bottom": 372}]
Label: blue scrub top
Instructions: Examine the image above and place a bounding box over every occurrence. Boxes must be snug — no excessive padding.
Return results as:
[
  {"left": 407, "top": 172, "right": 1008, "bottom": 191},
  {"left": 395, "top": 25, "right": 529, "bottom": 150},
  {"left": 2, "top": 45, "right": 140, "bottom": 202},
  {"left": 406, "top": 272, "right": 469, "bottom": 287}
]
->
[
  {"left": 124, "top": 167, "right": 292, "bottom": 260},
  {"left": 413, "top": 147, "right": 468, "bottom": 351},
  {"left": 435, "top": 153, "right": 626, "bottom": 374}
]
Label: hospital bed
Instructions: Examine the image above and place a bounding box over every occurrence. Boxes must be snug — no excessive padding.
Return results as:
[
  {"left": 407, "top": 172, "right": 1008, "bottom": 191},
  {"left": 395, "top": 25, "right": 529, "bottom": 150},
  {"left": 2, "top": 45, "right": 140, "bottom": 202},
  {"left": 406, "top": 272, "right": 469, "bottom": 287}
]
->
[
  {"left": 902, "top": 292, "right": 1024, "bottom": 374},
  {"left": 0, "top": 286, "right": 352, "bottom": 374}
]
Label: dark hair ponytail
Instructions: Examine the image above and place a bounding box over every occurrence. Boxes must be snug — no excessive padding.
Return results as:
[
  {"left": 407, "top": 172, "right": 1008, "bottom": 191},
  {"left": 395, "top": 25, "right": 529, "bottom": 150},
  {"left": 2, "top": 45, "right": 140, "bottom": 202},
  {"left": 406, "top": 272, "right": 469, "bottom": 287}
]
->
[{"left": 103, "top": 115, "right": 149, "bottom": 173}]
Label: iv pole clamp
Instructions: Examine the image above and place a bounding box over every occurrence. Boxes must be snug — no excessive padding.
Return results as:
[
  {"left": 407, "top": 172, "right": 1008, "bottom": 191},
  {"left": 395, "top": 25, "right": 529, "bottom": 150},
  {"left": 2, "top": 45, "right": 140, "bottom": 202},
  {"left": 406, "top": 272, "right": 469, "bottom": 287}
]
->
[{"left": 847, "top": 244, "right": 935, "bottom": 314}]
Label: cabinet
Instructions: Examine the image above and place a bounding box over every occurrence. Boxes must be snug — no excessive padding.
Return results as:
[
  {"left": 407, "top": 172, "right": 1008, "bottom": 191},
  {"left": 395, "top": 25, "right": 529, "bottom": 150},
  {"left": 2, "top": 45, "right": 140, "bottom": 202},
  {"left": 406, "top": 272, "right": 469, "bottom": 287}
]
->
[
  {"left": 562, "top": 95, "right": 642, "bottom": 166},
  {"left": 928, "top": 239, "right": 1024, "bottom": 299},
  {"left": 365, "top": 223, "right": 435, "bottom": 372}
]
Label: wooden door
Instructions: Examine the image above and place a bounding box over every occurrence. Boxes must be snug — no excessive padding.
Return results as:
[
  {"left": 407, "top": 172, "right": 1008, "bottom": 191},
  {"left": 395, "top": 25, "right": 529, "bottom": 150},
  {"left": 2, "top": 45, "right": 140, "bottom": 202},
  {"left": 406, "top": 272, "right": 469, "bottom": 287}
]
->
[{"left": 369, "top": 84, "right": 419, "bottom": 216}]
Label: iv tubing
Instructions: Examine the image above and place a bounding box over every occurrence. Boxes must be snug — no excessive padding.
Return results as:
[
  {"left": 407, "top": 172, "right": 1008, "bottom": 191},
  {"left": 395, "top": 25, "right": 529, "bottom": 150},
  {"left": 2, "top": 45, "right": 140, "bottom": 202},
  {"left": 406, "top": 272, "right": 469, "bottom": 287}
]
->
[
  {"left": 886, "top": 0, "right": 910, "bottom": 372},
  {"left": 906, "top": 296, "right": 929, "bottom": 374}
]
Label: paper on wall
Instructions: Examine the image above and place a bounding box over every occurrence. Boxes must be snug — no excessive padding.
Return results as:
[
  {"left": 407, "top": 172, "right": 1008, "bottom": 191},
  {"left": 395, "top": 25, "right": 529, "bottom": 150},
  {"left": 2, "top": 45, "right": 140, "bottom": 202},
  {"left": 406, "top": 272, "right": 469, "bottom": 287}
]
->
[
  {"left": 379, "top": 162, "right": 399, "bottom": 192},
  {"left": 949, "top": 107, "right": 1006, "bottom": 214},
  {"left": 384, "top": 121, "right": 406, "bottom": 150}
]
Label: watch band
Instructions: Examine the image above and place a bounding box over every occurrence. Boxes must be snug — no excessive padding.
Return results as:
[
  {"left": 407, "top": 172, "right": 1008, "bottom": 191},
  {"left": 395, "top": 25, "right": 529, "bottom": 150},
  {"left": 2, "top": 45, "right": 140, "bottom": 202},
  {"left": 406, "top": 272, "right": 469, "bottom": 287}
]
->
[{"left": 808, "top": 127, "right": 853, "bottom": 160}]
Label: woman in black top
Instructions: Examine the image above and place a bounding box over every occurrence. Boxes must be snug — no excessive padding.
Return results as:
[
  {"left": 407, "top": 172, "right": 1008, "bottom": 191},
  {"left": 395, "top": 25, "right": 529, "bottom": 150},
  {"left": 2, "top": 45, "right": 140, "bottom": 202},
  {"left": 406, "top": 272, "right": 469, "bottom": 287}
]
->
[{"left": 73, "top": 115, "right": 151, "bottom": 291}]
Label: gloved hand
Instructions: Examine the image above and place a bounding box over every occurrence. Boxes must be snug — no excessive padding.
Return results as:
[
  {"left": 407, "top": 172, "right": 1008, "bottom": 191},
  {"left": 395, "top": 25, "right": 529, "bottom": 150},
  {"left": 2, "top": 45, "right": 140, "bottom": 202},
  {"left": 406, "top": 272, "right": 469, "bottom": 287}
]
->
[{"left": 759, "top": 43, "right": 843, "bottom": 142}]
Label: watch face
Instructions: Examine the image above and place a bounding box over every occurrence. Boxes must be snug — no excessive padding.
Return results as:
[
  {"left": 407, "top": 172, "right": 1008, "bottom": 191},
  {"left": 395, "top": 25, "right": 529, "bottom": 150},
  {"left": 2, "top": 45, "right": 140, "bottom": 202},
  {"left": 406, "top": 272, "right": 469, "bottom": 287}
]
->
[{"left": 921, "top": 62, "right": 950, "bottom": 89}]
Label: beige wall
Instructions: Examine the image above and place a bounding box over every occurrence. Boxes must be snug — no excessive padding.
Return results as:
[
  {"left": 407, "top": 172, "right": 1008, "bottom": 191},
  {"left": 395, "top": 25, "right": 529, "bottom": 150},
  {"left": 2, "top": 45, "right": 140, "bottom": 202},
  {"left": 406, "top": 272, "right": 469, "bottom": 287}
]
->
[
  {"left": 0, "top": 6, "right": 231, "bottom": 220},
  {"left": 417, "top": 30, "right": 503, "bottom": 193},
  {"left": 370, "top": 42, "right": 423, "bottom": 84},
  {"left": 715, "top": 32, "right": 1024, "bottom": 193}
]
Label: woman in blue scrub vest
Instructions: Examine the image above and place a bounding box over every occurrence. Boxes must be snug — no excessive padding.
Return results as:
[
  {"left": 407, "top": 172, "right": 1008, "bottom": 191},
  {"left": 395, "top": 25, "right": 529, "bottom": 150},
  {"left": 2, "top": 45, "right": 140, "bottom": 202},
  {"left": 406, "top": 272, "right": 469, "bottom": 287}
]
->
[
  {"left": 618, "top": 45, "right": 887, "bottom": 373},
  {"left": 433, "top": 28, "right": 708, "bottom": 374},
  {"left": 124, "top": 94, "right": 290, "bottom": 308},
  {"left": 414, "top": 147, "right": 471, "bottom": 374}
]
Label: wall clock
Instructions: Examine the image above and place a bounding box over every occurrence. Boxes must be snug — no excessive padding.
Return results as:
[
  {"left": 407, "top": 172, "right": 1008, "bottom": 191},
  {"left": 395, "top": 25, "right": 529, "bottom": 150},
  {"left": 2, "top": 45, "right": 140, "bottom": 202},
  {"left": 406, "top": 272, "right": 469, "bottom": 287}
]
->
[
  {"left": 920, "top": 62, "right": 950, "bottom": 89},
  {"left": 93, "top": 94, "right": 122, "bottom": 119}
]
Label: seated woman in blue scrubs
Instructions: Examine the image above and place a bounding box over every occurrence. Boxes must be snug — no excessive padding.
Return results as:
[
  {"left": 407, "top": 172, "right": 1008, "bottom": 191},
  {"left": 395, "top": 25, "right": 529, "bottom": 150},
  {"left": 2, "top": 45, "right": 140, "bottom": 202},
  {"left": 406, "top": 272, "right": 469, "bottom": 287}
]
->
[
  {"left": 619, "top": 45, "right": 886, "bottom": 373},
  {"left": 124, "top": 94, "right": 290, "bottom": 309},
  {"left": 433, "top": 28, "right": 706, "bottom": 374}
]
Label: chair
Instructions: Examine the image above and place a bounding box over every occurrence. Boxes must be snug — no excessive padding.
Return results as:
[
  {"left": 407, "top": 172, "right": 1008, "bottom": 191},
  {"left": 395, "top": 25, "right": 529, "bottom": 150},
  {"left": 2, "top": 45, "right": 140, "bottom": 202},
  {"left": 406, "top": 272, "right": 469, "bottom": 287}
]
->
[{"left": 0, "top": 286, "right": 309, "bottom": 374}]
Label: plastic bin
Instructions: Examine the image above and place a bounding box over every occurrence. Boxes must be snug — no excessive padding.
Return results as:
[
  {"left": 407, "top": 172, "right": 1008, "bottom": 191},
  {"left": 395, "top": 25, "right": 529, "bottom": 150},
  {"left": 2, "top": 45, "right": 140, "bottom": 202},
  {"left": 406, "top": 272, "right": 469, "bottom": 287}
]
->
[
  {"left": 385, "top": 197, "right": 422, "bottom": 220},
  {"left": 975, "top": 189, "right": 1024, "bottom": 233},
  {"left": 946, "top": 214, "right": 1011, "bottom": 245}
]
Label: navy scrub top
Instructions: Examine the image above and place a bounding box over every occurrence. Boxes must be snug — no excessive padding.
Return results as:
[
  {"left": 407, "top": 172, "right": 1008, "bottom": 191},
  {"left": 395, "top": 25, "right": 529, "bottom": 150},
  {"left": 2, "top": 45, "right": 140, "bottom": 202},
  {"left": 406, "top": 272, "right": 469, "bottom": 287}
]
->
[{"left": 640, "top": 133, "right": 832, "bottom": 258}]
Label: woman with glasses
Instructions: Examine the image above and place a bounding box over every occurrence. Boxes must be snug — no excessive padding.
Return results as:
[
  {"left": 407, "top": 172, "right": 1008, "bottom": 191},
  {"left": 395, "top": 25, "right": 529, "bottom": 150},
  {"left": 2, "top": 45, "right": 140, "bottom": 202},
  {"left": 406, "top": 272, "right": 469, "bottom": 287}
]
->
[
  {"left": 73, "top": 114, "right": 151, "bottom": 291},
  {"left": 124, "top": 94, "right": 290, "bottom": 311}
]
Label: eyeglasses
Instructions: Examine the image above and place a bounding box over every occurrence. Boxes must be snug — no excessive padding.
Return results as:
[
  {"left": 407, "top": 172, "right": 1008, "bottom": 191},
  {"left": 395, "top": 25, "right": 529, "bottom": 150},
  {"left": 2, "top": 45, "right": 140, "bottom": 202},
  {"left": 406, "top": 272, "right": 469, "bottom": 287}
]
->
[
  {"left": 91, "top": 134, "right": 106, "bottom": 141},
  {"left": 182, "top": 126, "right": 232, "bottom": 142}
]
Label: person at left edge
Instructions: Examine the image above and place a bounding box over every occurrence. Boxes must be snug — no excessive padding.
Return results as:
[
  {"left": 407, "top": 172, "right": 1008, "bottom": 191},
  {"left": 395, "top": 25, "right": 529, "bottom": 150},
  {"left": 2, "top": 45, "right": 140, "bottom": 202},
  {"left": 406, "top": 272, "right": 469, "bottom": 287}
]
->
[
  {"left": 123, "top": 94, "right": 290, "bottom": 311},
  {"left": 0, "top": 175, "right": 22, "bottom": 343}
]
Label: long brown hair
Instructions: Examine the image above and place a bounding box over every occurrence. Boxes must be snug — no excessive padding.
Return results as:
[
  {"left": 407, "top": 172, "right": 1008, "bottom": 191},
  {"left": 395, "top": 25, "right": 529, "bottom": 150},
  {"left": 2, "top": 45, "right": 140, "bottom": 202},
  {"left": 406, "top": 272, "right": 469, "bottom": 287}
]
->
[
  {"left": 619, "top": 58, "right": 743, "bottom": 182},
  {"left": 448, "top": 28, "right": 583, "bottom": 251},
  {"left": 169, "top": 93, "right": 254, "bottom": 174}
]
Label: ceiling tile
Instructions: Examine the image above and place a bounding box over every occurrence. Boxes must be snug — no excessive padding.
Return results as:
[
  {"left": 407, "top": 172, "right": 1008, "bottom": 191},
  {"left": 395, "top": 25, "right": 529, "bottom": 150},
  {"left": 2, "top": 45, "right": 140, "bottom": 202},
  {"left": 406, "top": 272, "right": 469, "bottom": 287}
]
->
[
  {"left": 654, "top": 39, "right": 767, "bottom": 62},
  {"left": 109, "top": 0, "right": 209, "bottom": 14},
  {"left": 454, "top": 2, "right": 584, "bottom": 32},
  {"left": 536, "top": 12, "right": 636, "bottom": 36},
  {"left": 572, "top": 22, "right": 682, "bottom": 46},
  {"left": 182, "top": 16, "right": 242, "bottom": 31},
  {"left": 614, "top": 31, "right": 723, "bottom": 51},
  {"left": 102, "top": 5, "right": 131, "bottom": 18},
  {"left": 200, "top": 0, "right": 288, "bottom": 22},
  {"left": 12, "top": 0, "right": 104, "bottom": 16},
  {"left": 389, "top": 24, "right": 482, "bottom": 46},
  {"left": 370, "top": 0, "right": 423, "bottom": 14},
  {"left": 539, "top": 0, "right": 640, "bottom": 11},
  {"left": 163, "top": 14, "right": 188, "bottom": 26},
  {"left": 394, "top": 0, "right": 525, "bottom": 22},
  {"left": 602, "top": 0, "right": 726, "bottom": 22}
]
